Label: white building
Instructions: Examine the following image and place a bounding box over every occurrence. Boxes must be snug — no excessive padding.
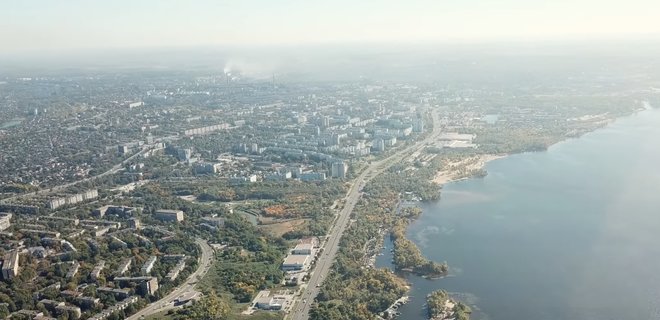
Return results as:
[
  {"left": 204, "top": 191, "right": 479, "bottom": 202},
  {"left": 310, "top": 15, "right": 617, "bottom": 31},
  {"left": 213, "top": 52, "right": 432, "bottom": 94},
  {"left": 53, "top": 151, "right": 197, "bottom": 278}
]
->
[
  {"left": 254, "top": 290, "right": 285, "bottom": 310},
  {"left": 281, "top": 255, "right": 309, "bottom": 271},
  {"left": 291, "top": 243, "right": 313, "bottom": 255},
  {"left": 141, "top": 256, "right": 157, "bottom": 275},
  {"left": 0, "top": 212, "right": 11, "bottom": 231},
  {"left": 1, "top": 250, "right": 20, "bottom": 280}
]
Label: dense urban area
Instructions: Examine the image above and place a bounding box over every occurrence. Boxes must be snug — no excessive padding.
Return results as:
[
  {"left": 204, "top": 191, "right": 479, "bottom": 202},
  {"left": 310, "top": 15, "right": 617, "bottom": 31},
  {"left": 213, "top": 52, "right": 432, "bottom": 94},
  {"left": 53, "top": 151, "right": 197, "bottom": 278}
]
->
[{"left": 0, "top": 64, "right": 657, "bottom": 320}]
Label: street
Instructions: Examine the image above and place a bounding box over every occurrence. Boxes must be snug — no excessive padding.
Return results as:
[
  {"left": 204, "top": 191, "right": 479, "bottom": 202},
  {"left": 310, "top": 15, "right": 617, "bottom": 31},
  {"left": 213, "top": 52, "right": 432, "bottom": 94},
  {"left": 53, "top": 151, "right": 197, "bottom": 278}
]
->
[
  {"left": 288, "top": 111, "right": 441, "bottom": 320},
  {"left": 127, "top": 238, "right": 213, "bottom": 319}
]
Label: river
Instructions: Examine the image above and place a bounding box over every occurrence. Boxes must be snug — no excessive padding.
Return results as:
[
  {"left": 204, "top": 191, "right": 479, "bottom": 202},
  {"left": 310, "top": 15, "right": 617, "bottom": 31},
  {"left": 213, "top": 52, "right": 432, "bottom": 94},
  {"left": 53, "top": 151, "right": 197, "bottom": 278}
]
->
[{"left": 377, "top": 108, "right": 660, "bottom": 320}]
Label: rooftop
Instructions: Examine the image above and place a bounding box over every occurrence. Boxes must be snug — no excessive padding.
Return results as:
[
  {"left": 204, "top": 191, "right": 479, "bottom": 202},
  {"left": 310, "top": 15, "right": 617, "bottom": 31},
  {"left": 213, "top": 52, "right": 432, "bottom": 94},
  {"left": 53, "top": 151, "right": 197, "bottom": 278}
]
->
[{"left": 282, "top": 255, "right": 308, "bottom": 266}]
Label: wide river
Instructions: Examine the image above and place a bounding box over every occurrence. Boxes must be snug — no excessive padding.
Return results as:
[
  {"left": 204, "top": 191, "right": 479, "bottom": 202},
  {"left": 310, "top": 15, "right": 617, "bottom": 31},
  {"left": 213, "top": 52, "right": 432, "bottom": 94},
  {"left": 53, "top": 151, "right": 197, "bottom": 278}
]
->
[{"left": 377, "top": 108, "right": 660, "bottom": 320}]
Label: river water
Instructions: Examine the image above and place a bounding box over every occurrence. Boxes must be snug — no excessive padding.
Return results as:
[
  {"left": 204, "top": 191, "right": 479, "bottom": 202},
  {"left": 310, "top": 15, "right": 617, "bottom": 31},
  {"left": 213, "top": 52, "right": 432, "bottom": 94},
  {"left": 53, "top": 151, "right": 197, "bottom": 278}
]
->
[{"left": 377, "top": 108, "right": 660, "bottom": 320}]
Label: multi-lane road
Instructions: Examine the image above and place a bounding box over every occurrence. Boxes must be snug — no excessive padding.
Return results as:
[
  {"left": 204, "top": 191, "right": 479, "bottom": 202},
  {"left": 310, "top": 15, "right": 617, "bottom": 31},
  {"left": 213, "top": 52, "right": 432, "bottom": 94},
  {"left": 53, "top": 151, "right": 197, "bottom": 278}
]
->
[
  {"left": 127, "top": 238, "right": 213, "bottom": 319},
  {"left": 289, "top": 111, "right": 441, "bottom": 320}
]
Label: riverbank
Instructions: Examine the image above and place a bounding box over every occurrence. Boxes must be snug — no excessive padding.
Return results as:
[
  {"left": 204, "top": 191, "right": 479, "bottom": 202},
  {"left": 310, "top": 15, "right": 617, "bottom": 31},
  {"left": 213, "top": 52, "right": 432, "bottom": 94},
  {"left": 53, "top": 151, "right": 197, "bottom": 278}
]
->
[
  {"left": 393, "top": 108, "right": 660, "bottom": 320},
  {"left": 432, "top": 154, "right": 507, "bottom": 186},
  {"left": 391, "top": 206, "right": 448, "bottom": 278}
]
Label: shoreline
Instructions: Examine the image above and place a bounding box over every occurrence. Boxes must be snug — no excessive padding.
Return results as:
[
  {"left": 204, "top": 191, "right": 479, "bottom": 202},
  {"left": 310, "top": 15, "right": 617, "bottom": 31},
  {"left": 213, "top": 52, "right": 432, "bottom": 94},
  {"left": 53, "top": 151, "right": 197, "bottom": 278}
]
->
[
  {"left": 432, "top": 154, "right": 508, "bottom": 186},
  {"left": 393, "top": 109, "right": 656, "bottom": 320}
]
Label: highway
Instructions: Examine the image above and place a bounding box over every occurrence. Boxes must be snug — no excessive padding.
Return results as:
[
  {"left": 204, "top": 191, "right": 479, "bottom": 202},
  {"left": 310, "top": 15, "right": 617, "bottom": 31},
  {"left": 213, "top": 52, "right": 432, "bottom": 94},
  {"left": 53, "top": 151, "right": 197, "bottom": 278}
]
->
[
  {"left": 289, "top": 111, "right": 441, "bottom": 320},
  {"left": 127, "top": 238, "right": 213, "bottom": 319}
]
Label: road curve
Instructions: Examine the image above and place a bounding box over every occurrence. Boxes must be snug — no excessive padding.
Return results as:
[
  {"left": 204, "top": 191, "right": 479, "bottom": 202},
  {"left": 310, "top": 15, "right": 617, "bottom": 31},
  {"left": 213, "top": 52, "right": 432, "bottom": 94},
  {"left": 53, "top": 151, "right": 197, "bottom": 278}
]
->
[{"left": 127, "top": 238, "right": 213, "bottom": 319}]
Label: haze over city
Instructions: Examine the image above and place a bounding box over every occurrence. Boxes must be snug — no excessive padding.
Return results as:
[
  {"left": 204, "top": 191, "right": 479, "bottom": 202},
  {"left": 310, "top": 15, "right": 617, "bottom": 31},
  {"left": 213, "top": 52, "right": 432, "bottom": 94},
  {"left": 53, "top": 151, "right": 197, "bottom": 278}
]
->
[
  {"left": 3, "top": 0, "right": 660, "bottom": 52},
  {"left": 1, "top": 2, "right": 660, "bottom": 320}
]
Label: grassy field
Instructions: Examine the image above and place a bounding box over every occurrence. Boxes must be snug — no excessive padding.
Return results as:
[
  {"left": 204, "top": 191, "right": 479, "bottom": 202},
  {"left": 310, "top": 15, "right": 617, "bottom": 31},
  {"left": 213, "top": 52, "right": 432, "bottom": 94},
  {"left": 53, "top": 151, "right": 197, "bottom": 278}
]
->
[{"left": 258, "top": 218, "right": 308, "bottom": 237}]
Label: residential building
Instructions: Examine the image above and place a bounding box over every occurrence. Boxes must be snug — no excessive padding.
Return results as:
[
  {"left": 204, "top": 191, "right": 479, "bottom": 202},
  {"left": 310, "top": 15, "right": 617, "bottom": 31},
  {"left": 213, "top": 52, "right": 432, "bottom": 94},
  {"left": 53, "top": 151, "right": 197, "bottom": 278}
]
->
[
  {"left": 141, "top": 256, "right": 157, "bottom": 275},
  {"left": 155, "top": 209, "right": 184, "bottom": 222},
  {"left": 166, "top": 259, "right": 186, "bottom": 281},
  {"left": 127, "top": 218, "right": 141, "bottom": 230},
  {"left": 97, "top": 287, "right": 130, "bottom": 299},
  {"left": 200, "top": 216, "right": 225, "bottom": 228},
  {"left": 331, "top": 161, "right": 348, "bottom": 179},
  {"left": 117, "top": 258, "right": 132, "bottom": 275},
  {"left": 193, "top": 162, "right": 220, "bottom": 174},
  {"left": 66, "top": 261, "right": 80, "bottom": 279},
  {"left": 0, "top": 212, "right": 11, "bottom": 231},
  {"left": 371, "top": 138, "right": 385, "bottom": 152},
  {"left": 299, "top": 172, "right": 326, "bottom": 181},
  {"left": 55, "top": 304, "right": 82, "bottom": 319},
  {"left": 2, "top": 250, "right": 20, "bottom": 280},
  {"left": 90, "top": 261, "right": 105, "bottom": 281},
  {"left": 115, "top": 276, "right": 159, "bottom": 295}
]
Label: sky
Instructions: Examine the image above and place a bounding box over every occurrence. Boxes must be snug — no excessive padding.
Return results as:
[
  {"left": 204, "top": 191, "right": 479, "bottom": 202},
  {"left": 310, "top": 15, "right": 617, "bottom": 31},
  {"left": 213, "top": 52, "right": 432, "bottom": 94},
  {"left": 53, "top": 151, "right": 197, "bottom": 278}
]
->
[{"left": 1, "top": 0, "right": 660, "bottom": 54}]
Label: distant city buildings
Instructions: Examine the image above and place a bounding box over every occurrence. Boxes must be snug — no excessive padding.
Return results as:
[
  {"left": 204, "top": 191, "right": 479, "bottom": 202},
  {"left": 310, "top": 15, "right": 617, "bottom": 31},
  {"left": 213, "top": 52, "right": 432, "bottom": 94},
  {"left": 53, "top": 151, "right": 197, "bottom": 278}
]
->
[
  {"left": 194, "top": 162, "right": 221, "bottom": 174},
  {"left": 183, "top": 123, "right": 230, "bottom": 136},
  {"left": 229, "top": 175, "right": 259, "bottom": 184},
  {"left": 265, "top": 171, "right": 292, "bottom": 181},
  {"left": 331, "top": 161, "right": 348, "bottom": 179},
  {"left": 127, "top": 101, "right": 144, "bottom": 108},
  {"left": 372, "top": 138, "right": 385, "bottom": 152},
  {"left": 118, "top": 145, "right": 130, "bottom": 155}
]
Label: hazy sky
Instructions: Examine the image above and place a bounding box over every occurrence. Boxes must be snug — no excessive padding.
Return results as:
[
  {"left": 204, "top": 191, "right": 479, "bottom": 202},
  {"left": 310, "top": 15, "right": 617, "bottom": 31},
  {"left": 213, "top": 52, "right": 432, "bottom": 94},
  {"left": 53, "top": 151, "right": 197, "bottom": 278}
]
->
[{"left": 2, "top": 0, "right": 659, "bottom": 53}]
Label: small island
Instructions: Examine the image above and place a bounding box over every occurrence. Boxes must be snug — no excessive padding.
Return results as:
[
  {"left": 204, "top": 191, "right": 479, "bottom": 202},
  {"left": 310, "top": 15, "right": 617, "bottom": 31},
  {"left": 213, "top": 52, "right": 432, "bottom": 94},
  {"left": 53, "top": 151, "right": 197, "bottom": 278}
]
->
[{"left": 427, "top": 290, "right": 472, "bottom": 320}]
